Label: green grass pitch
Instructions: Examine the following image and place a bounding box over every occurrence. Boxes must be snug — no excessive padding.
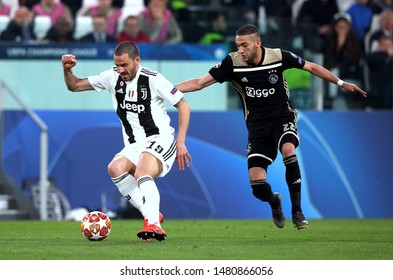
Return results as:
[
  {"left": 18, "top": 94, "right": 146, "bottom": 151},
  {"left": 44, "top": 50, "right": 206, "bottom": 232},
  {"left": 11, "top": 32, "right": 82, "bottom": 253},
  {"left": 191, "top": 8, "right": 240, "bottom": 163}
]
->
[{"left": 1, "top": 219, "right": 392, "bottom": 260}]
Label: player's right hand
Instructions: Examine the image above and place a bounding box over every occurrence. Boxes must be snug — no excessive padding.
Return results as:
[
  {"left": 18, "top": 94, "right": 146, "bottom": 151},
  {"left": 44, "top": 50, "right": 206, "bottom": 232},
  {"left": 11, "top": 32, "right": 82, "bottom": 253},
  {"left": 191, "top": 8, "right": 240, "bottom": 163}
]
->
[{"left": 62, "top": 54, "right": 77, "bottom": 69}]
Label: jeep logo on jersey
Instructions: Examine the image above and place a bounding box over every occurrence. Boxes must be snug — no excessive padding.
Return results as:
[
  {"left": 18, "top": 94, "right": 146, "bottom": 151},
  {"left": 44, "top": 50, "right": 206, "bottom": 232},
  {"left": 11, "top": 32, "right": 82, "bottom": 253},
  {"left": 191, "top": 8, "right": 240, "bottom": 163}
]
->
[
  {"left": 246, "top": 86, "right": 275, "bottom": 98},
  {"left": 119, "top": 100, "right": 145, "bottom": 113}
]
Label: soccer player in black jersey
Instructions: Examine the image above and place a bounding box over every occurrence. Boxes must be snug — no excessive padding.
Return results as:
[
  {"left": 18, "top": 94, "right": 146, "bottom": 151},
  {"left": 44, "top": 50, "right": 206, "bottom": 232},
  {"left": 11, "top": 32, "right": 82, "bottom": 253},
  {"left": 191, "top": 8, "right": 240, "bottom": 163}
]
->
[
  {"left": 62, "top": 42, "right": 192, "bottom": 241},
  {"left": 175, "top": 24, "right": 366, "bottom": 230}
]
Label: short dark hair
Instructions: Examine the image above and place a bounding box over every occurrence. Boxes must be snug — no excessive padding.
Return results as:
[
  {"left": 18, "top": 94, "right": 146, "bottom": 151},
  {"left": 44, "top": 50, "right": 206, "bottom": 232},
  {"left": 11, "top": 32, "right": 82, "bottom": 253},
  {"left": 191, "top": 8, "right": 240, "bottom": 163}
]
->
[
  {"left": 114, "top": 41, "right": 140, "bottom": 59},
  {"left": 236, "top": 24, "right": 260, "bottom": 38}
]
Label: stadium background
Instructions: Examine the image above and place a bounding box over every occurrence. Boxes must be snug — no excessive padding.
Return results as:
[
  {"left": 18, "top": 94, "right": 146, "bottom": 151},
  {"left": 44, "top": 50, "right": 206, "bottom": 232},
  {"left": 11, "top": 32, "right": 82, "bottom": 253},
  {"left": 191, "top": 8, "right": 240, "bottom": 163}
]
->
[{"left": 1, "top": 43, "right": 392, "bottom": 220}]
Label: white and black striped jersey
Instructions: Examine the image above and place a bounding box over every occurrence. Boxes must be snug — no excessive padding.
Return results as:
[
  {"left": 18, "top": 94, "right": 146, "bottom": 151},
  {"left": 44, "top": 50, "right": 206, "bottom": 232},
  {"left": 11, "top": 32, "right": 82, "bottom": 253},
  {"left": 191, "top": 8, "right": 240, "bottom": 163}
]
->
[
  {"left": 88, "top": 65, "right": 183, "bottom": 145},
  {"left": 209, "top": 47, "right": 306, "bottom": 135}
]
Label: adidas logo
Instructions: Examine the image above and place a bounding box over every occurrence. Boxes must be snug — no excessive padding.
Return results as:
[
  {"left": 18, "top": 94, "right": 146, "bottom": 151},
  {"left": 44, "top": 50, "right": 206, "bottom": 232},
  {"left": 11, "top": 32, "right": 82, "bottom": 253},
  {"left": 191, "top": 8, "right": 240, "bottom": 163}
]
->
[
  {"left": 293, "top": 179, "right": 301, "bottom": 184},
  {"left": 241, "top": 77, "right": 248, "bottom": 82}
]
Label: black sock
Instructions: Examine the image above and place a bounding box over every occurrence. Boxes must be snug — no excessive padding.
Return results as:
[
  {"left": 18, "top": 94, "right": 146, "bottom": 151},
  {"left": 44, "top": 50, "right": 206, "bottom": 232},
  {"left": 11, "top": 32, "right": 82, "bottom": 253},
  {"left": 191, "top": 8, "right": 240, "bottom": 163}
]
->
[
  {"left": 284, "top": 155, "right": 302, "bottom": 214},
  {"left": 250, "top": 180, "right": 279, "bottom": 208}
]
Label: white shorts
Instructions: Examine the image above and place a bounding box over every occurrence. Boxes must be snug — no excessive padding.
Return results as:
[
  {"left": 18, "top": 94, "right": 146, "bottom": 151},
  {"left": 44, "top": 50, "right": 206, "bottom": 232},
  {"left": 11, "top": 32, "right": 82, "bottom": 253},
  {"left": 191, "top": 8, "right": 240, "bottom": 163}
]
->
[{"left": 115, "top": 134, "right": 177, "bottom": 178}]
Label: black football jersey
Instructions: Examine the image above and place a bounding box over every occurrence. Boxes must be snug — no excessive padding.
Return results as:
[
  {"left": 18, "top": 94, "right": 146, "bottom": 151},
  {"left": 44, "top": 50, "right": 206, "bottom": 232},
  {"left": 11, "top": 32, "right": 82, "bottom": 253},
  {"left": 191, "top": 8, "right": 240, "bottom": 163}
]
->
[{"left": 209, "top": 47, "right": 306, "bottom": 135}]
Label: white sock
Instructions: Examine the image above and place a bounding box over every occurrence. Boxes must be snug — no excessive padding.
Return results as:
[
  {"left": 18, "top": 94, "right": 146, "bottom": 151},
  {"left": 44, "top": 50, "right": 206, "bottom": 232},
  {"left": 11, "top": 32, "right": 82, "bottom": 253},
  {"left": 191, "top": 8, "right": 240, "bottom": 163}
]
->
[
  {"left": 137, "top": 175, "right": 160, "bottom": 225},
  {"left": 112, "top": 173, "right": 148, "bottom": 218}
]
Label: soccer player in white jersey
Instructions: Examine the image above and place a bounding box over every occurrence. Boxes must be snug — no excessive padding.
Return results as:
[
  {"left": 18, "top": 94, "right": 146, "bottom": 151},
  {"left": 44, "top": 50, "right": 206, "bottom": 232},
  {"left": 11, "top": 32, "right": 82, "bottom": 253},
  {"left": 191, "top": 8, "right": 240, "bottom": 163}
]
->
[
  {"left": 175, "top": 24, "right": 367, "bottom": 230},
  {"left": 61, "top": 41, "right": 192, "bottom": 241}
]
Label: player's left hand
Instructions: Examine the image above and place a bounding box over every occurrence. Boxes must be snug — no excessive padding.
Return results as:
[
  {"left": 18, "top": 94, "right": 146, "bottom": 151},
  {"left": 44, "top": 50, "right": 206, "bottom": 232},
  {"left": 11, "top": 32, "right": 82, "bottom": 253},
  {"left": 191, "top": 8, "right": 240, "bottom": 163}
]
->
[
  {"left": 342, "top": 82, "right": 367, "bottom": 98},
  {"left": 176, "top": 142, "right": 192, "bottom": 170}
]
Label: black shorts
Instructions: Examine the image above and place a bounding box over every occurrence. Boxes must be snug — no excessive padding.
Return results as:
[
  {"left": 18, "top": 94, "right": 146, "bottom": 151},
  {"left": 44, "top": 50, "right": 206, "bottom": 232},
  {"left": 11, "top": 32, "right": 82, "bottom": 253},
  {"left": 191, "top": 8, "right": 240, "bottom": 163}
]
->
[{"left": 246, "top": 118, "right": 300, "bottom": 171}]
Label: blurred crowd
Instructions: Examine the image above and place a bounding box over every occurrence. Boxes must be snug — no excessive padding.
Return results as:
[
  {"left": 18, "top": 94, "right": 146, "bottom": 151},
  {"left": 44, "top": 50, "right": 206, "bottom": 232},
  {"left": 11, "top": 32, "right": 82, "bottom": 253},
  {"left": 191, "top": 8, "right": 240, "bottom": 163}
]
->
[{"left": 0, "top": 0, "right": 392, "bottom": 110}]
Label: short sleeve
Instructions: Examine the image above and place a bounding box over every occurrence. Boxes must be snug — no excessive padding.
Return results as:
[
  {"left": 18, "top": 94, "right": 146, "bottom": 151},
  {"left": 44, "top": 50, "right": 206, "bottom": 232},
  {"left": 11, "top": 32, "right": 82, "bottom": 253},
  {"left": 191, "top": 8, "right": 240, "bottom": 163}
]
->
[
  {"left": 208, "top": 55, "right": 233, "bottom": 83},
  {"left": 153, "top": 72, "right": 184, "bottom": 106},
  {"left": 281, "top": 50, "right": 306, "bottom": 70},
  {"left": 87, "top": 70, "right": 114, "bottom": 92}
]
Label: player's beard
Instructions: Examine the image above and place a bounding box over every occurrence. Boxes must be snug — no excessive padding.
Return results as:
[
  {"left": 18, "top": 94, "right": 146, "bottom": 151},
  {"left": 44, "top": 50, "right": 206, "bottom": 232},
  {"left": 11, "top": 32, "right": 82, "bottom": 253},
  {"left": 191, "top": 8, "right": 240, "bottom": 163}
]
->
[
  {"left": 246, "top": 47, "right": 259, "bottom": 65},
  {"left": 122, "top": 64, "right": 138, "bottom": 81}
]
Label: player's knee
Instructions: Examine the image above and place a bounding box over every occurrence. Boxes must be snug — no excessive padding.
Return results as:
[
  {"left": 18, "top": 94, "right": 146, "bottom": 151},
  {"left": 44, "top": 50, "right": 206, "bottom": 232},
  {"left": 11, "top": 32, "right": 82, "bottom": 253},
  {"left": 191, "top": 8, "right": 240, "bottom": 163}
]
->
[
  {"left": 108, "top": 160, "right": 120, "bottom": 178},
  {"left": 279, "top": 134, "right": 298, "bottom": 157},
  {"left": 108, "top": 157, "right": 130, "bottom": 178},
  {"left": 251, "top": 180, "right": 272, "bottom": 202}
]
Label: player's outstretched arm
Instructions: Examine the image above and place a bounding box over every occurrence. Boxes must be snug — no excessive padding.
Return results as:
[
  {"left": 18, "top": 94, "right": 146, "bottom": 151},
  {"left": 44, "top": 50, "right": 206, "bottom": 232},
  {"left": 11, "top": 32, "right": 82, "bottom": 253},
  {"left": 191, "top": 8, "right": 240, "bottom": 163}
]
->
[
  {"left": 174, "top": 98, "right": 192, "bottom": 170},
  {"left": 62, "top": 54, "right": 94, "bottom": 92},
  {"left": 303, "top": 61, "right": 367, "bottom": 98},
  {"left": 175, "top": 73, "right": 217, "bottom": 93}
]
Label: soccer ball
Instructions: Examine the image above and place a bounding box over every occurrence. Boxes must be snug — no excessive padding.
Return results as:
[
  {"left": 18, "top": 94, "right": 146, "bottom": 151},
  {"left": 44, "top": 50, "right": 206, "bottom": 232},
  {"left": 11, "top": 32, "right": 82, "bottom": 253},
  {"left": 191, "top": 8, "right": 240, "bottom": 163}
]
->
[{"left": 80, "top": 211, "right": 112, "bottom": 241}]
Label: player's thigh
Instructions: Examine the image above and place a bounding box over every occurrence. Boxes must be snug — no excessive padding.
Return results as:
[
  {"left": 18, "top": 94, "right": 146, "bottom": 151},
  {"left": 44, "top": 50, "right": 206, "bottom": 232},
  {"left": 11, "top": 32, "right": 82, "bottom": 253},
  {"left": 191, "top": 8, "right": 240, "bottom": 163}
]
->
[
  {"left": 273, "top": 119, "right": 300, "bottom": 152},
  {"left": 140, "top": 135, "right": 177, "bottom": 178},
  {"left": 134, "top": 152, "right": 163, "bottom": 179},
  {"left": 108, "top": 144, "right": 140, "bottom": 177},
  {"left": 247, "top": 136, "right": 277, "bottom": 172}
]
